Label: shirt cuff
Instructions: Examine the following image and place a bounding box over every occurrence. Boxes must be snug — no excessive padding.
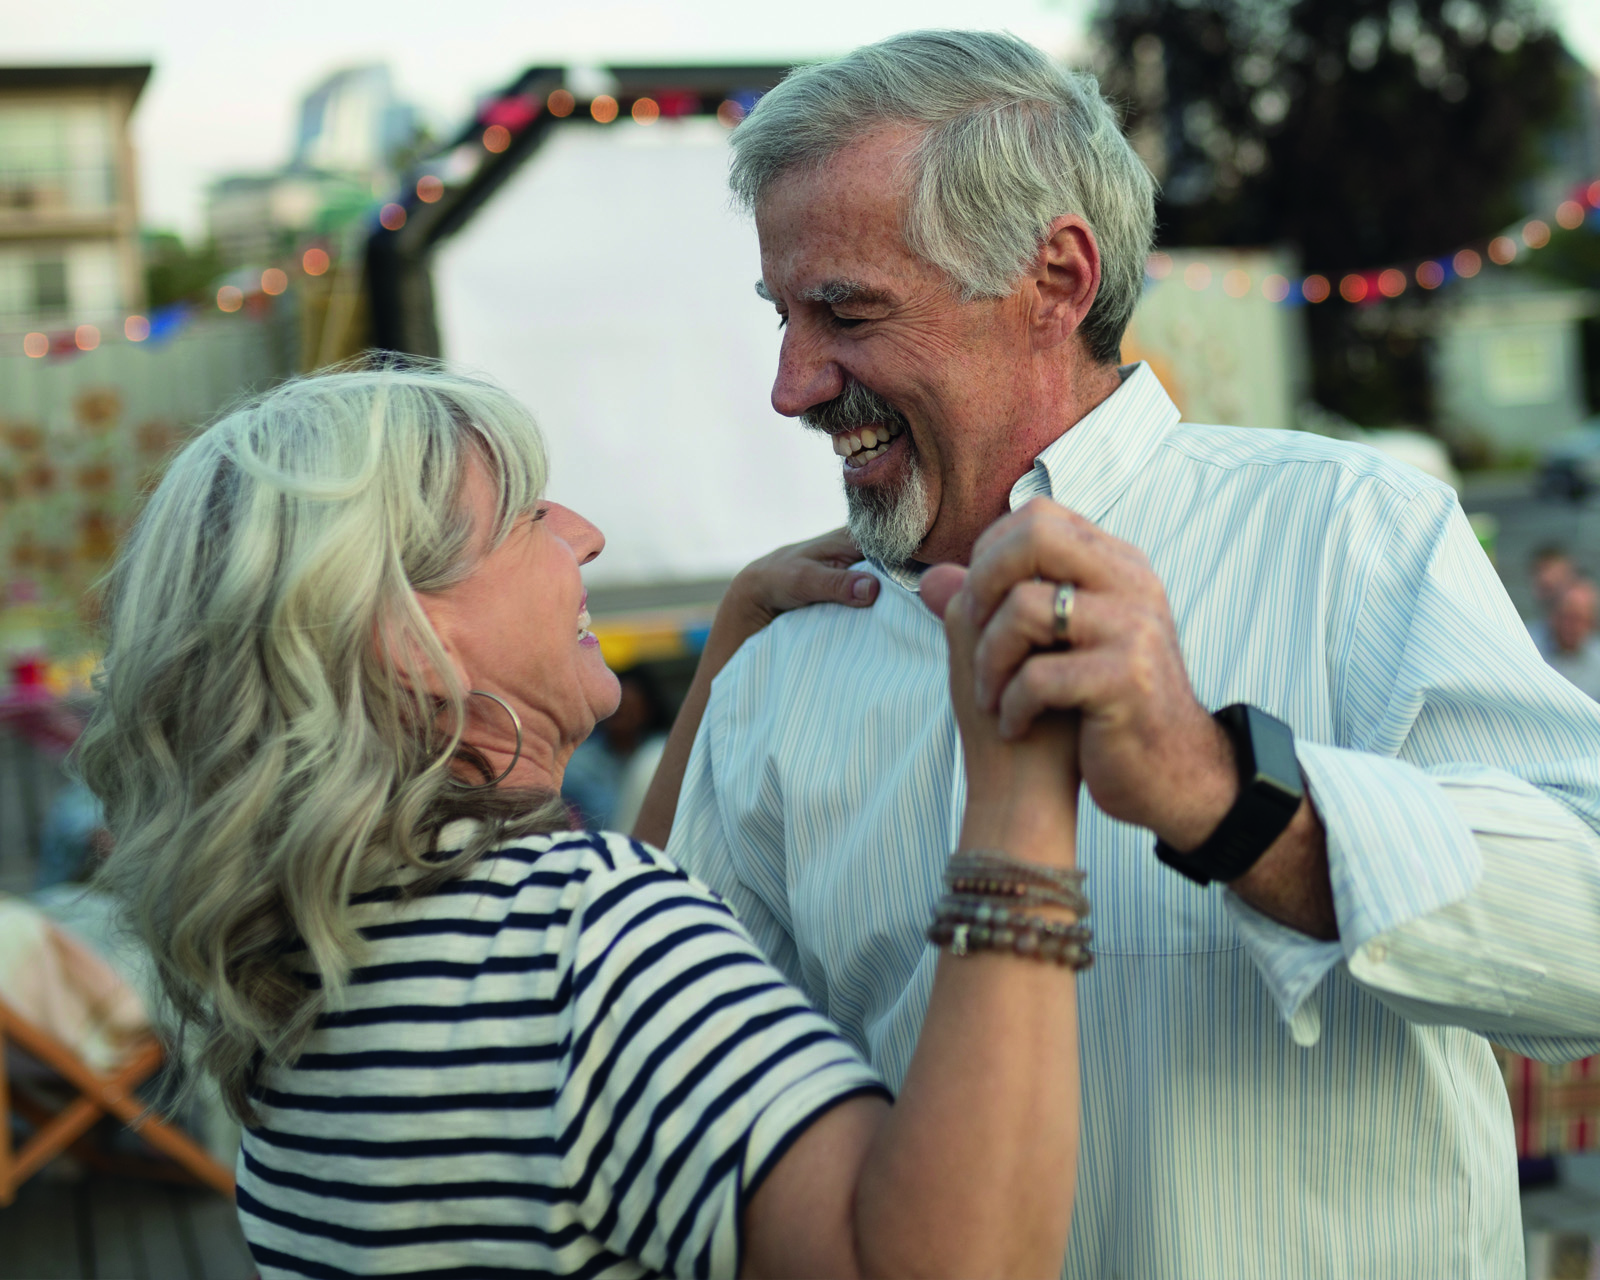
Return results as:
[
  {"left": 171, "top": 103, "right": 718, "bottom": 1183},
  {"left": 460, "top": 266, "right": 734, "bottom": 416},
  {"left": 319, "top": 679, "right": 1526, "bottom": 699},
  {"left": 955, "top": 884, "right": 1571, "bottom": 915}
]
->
[{"left": 1224, "top": 740, "right": 1485, "bottom": 1039}]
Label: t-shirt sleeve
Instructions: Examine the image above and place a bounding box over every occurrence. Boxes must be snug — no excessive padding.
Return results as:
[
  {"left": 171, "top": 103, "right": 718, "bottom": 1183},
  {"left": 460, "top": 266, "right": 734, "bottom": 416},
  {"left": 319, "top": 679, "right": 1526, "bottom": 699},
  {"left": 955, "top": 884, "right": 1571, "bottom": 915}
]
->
[{"left": 554, "top": 836, "right": 887, "bottom": 1279}]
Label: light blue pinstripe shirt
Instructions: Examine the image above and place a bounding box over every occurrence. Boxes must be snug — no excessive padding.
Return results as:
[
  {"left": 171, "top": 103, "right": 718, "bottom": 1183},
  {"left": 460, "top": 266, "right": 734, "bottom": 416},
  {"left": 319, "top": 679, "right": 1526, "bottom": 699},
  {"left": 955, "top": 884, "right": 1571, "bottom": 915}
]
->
[{"left": 669, "top": 363, "right": 1600, "bottom": 1279}]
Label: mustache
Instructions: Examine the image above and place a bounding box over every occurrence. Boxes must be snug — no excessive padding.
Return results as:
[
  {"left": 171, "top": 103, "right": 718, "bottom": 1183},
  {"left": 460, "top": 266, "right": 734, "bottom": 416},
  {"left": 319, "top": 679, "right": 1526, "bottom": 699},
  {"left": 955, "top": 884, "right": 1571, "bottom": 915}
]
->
[{"left": 801, "top": 381, "right": 911, "bottom": 437}]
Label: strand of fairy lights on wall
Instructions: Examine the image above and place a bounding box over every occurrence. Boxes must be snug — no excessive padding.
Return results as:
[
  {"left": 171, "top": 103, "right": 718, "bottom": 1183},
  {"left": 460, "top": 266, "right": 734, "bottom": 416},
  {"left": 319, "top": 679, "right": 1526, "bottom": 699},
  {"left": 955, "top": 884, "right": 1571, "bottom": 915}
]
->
[
  {"left": 1148, "top": 179, "right": 1600, "bottom": 306},
  {"left": 28, "top": 84, "right": 1581, "bottom": 359}
]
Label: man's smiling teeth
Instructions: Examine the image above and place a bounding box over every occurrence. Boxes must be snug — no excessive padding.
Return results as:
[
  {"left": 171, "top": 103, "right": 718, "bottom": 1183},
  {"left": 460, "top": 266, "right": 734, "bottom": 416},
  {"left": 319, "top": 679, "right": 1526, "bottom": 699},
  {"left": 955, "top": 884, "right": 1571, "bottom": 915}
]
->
[
  {"left": 832, "top": 420, "right": 904, "bottom": 468},
  {"left": 577, "top": 606, "right": 592, "bottom": 637}
]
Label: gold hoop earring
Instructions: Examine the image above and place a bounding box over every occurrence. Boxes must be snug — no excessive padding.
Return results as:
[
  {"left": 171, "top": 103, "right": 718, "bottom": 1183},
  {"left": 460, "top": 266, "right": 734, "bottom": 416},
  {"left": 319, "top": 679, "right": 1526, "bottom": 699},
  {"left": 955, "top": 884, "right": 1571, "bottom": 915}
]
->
[{"left": 451, "top": 689, "right": 523, "bottom": 790}]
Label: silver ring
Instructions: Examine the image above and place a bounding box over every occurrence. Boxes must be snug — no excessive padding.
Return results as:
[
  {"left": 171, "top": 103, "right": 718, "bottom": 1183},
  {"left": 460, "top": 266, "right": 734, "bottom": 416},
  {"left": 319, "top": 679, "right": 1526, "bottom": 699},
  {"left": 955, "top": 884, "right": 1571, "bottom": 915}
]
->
[{"left": 1052, "top": 582, "right": 1076, "bottom": 646}]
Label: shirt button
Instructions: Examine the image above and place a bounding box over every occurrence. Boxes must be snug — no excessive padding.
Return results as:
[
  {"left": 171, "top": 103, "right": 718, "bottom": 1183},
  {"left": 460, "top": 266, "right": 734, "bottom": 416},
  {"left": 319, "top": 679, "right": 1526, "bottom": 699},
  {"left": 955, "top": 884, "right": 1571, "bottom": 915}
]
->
[{"left": 1367, "top": 942, "right": 1389, "bottom": 964}]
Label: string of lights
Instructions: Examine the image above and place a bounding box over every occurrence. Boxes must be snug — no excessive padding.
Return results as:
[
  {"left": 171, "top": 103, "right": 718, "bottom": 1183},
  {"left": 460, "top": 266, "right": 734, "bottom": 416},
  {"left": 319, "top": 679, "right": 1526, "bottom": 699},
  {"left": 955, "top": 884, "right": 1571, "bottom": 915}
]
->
[
  {"left": 22, "top": 85, "right": 1593, "bottom": 360},
  {"left": 11, "top": 85, "right": 766, "bottom": 361},
  {"left": 1147, "top": 178, "right": 1600, "bottom": 307}
]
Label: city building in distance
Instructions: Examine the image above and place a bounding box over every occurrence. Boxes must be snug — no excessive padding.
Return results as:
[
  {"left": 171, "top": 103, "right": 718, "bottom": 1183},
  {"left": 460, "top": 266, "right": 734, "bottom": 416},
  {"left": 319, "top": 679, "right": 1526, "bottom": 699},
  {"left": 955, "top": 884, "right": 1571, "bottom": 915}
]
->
[{"left": 0, "top": 65, "right": 150, "bottom": 337}]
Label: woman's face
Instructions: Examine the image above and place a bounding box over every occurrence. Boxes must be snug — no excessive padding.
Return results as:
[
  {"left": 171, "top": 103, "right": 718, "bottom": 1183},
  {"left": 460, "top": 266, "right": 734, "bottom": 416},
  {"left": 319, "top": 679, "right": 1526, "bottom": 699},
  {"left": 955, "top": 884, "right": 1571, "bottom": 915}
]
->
[{"left": 420, "top": 461, "right": 621, "bottom": 788}]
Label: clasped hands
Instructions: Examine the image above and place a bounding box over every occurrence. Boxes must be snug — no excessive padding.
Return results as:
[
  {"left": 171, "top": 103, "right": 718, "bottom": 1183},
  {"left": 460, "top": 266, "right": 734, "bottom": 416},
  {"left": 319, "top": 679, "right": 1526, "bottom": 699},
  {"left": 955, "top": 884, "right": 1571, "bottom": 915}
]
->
[{"left": 921, "top": 498, "right": 1240, "bottom": 854}]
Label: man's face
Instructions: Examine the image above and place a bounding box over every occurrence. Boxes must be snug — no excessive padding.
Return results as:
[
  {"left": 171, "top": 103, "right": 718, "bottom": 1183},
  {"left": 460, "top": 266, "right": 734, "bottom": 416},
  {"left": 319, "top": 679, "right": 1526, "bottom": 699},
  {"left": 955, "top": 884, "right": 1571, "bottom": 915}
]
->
[
  {"left": 1534, "top": 555, "right": 1576, "bottom": 609},
  {"left": 754, "top": 125, "right": 1039, "bottom": 568},
  {"left": 1553, "top": 581, "right": 1597, "bottom": 653}
]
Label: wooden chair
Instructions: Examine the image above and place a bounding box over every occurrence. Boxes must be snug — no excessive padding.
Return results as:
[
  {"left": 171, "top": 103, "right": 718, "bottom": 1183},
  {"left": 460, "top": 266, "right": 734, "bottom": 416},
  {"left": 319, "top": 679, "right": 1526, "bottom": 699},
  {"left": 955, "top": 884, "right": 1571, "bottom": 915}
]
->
[{"left": 0, "top": 995, "right": 234, "bottom": 1206}]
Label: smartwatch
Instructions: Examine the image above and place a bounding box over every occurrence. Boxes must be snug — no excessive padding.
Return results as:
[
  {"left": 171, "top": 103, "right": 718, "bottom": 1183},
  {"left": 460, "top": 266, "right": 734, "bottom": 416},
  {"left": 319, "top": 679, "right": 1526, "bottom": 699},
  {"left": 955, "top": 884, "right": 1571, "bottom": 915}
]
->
[{"left": 1153, "top": 703, "right": 1304, "bottom": 886}]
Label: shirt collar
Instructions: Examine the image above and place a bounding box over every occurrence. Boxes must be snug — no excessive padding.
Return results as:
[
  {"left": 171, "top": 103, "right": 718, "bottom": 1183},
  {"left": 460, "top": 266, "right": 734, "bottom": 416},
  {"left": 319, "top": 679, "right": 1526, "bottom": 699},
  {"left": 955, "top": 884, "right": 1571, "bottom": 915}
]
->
[
  {"left": 1009, "top": 361, "right": 1180, "bottom": 523},
  {"left": 869, "top": 361, "right": 1181, "bottom": 592}
]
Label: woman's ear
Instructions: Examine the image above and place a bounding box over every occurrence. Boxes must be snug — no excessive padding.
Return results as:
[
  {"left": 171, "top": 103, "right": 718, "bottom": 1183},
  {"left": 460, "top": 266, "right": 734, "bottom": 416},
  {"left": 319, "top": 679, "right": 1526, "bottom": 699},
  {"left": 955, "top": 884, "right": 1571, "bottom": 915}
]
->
[
  {"left": 382, "top": 594, "right": 471, "bottom": 701},
  {"left": 1026, "top": 215, "right": 1102, "bottom": 353}
]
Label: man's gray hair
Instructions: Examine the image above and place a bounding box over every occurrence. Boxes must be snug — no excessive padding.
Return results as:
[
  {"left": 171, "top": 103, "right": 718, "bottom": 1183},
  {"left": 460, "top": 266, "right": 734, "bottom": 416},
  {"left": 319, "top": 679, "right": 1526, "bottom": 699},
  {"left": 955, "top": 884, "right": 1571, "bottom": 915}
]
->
[{"left": 730, "top": 30, "right": 1156, "bottom": 364}]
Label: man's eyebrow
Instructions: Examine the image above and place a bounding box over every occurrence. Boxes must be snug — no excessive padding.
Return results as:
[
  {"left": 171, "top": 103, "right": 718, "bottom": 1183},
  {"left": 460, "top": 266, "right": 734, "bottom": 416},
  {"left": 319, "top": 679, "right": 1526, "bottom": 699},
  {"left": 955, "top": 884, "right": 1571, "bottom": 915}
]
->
[
  {"left": 801, "top": 280, "right": 895, "bottom": 308},
  {"left": 752, "top": 279, "right": 897, "bottom": 308}
]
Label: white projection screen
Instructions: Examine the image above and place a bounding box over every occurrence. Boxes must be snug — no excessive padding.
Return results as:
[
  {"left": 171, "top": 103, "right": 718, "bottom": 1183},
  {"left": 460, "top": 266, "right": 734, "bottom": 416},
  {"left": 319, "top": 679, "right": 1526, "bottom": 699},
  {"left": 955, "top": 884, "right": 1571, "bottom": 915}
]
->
[{"left": 433, "top": 118, "right": 846, "bottom": 589}]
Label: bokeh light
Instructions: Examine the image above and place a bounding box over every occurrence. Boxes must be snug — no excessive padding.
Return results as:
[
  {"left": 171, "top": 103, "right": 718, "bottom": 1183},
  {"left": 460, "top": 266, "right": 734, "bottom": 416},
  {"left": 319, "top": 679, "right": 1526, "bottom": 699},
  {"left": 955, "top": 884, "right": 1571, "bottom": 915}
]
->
[
  {"left": 1301, "top": 274, "right": 1331, "bottom": 303},
  {"left": 1145, "top": 252, "right": 1173, "bottom": 280},
  {"left": 74, "top": 325, "right": 99, "bottom": 351},
  {"left": 1377, "top": 268, "right": 1406, "bottom": 298},
  {"left": 1488, "top": 235, "right": 1517, "bottom": 265},
  {"left": 1415, "top": 260, "right": 1446, "bottom": 289},
  {"left": 1339, "top": 274, "right": 1368, "bottom": 303},
  {"left": 1184, "top": 262, "right": 1212, "bottom": 291},
  {"left": 1262, "top": 274, "right": 1290, "bottom": 302},
  {"left": 591, "top": 95, "right": 619, "bottom": 124},
  {"left": 1222, "top": 268, "right": 1251, "bottom": 298},
  {"left": 22, "top": 332, "right": 47, "bottom": 358},
  {"left": 379, "top": 203, "right": 407, "bottom": 231},
  {"left": 1522, "top": 219, "right": 1550, "bottom": 249},
  {"left": 261, "top": 267, "right": 288, "bottom": 295},
  {"left": 125, "top": 315, "right": 150, "bottom": 342},
  {"left": 417, "top": 174, "right": 444, "bottom": 203},
  {"left": 1453, "top": 248, "right": 1482, "bottom": 278},
  {"left": 548, "top": 89, "right": 575, "bottom": 118},
  {"left": 1557, "top": 201, "right": 1586, "bottom": 230},
  {"left": 632, "top": 97, "right": 660, "bottom": 125},
  {"left": 717, "top": 99, "right": 746, "bottom": 127},
  {"left": 303, "top": 247, "right": 330, "bottom": 276},
  {"left": 482, "top": 124, "right": 511, "bottom": 153},
  {"left": 217, "top": 285, "right": 244, "bottom": 312},
  {"left": 1588, "top": 180, "right": 1600, "bottom": 207}
]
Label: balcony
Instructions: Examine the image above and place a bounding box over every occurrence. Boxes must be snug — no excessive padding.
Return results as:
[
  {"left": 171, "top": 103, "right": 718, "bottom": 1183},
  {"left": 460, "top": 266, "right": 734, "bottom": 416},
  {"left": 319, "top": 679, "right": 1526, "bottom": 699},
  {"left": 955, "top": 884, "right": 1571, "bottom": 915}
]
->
[{"left": 0, "top": 166, "right": 120, "bottom": 238}]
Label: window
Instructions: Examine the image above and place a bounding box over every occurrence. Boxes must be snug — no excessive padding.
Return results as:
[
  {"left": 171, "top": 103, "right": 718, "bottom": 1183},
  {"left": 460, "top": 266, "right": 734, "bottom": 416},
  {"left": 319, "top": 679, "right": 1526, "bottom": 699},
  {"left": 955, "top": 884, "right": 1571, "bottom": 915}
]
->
[
  {"left": 31, "top": 258, "right": 68, "bottom": 313},
  {"left": 0, "top": 103, "right": 114, "bottom": 214}
]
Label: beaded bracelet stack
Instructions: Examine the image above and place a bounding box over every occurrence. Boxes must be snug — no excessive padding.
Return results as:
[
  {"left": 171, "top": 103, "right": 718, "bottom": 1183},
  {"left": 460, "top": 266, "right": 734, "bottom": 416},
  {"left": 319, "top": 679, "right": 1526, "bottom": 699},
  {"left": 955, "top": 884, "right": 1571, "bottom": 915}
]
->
[{"left": 927, "top": 849, "right": 1093, "bottom": 971}]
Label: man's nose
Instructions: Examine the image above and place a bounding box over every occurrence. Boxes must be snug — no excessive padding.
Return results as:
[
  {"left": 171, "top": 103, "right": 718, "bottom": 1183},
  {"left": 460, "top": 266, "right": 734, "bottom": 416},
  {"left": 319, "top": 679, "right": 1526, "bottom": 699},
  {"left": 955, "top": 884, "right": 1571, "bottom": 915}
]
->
[{"left": 770, "top": 323, "right": 845, "bottom": 419}]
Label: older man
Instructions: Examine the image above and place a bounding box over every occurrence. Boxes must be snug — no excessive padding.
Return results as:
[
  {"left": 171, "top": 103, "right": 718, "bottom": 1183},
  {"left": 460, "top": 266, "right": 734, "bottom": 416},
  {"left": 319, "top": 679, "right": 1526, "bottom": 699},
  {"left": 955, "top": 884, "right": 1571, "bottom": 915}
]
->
[{"left": 668, "top": 30, "right": 1600, "bottom": 1278}]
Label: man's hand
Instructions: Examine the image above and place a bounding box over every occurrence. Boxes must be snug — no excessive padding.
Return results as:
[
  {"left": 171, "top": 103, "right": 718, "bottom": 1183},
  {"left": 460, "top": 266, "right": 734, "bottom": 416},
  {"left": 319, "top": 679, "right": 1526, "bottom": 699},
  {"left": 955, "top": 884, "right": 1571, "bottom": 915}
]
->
[
  {"left": 921, "top": 563, "right": 1078, "bottom": 860},
  {"left": 962, "top": 499, "right": 1236, "bottom": 851},
  {"left": 960, "top": 499, "right": 1335, "bottom": 938}
]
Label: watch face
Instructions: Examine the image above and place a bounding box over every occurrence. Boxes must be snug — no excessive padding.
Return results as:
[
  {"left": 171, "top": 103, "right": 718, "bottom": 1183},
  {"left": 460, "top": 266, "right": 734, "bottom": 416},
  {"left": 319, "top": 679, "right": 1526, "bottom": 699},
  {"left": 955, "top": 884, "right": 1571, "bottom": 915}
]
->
[{"left": 1245, "top": 707, "right": 1302, "bottom": 808}]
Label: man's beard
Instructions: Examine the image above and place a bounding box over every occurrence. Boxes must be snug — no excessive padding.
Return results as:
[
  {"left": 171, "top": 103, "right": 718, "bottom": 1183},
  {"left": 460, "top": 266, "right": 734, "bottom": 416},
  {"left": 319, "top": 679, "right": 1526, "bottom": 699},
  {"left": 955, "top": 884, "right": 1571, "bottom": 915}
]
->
[{"left": 802, "top": 382, "right": 933, "bottom": 572}]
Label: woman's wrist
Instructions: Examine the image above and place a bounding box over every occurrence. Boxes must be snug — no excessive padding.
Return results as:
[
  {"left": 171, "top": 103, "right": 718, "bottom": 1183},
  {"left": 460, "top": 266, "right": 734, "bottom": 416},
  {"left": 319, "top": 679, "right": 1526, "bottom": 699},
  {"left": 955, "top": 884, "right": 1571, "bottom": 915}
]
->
[{"left": 958, "top": 801, "right": 1077, "bottom": 868}]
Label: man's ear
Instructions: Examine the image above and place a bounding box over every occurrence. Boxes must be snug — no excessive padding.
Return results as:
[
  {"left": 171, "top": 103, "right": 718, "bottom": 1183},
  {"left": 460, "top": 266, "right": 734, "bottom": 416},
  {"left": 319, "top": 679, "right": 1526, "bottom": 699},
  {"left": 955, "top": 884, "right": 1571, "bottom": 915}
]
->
[{"left": 1027, "top": 215, "right": 1102, "bottom": 352}]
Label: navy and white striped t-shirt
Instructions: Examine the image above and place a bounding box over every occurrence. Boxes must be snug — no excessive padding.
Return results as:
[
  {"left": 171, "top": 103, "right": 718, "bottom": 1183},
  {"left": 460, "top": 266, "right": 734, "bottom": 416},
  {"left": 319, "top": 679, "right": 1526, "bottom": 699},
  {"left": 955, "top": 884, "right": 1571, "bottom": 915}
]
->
[{"left": 236, "top": 826, "right": 886, "bottom": 1279}]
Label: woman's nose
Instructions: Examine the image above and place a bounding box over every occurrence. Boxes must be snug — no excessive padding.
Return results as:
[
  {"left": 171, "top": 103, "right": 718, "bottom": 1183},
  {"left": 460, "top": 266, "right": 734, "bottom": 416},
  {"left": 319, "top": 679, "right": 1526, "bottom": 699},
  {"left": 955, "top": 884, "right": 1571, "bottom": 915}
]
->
[{"left": 546, "top": 503, "right": 605, "bottom": 565}]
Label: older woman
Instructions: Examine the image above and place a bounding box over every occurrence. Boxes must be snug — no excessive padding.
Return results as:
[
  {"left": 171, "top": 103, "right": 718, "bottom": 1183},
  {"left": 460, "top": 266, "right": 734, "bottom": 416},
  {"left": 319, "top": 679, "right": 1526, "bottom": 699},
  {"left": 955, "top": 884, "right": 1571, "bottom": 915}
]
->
[{"left": 76, "top": 363, "right": 1088, "bottom": 1279}]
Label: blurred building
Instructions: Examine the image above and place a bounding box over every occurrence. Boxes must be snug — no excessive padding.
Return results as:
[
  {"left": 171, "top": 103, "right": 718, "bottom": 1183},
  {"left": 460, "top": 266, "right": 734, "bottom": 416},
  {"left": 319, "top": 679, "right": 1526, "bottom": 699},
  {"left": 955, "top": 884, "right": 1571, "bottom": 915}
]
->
[
  {"left": 292, "top": 65, "right": 417, "bottom": 181},
  {"left": 206, "top": 171, "right": 366, "bottom": 266},
  {"left": 1434, "top": 271, "right": 1600, "bottom": 460},
  {"left": 1121, "top": 247, "right": 1307, "bottom": 431},
  {"left": 206, "top": 64, "right": 416, "bottom": 268},
  {"left": 0, "top": 65, "right": 149, "bottom": 334}
]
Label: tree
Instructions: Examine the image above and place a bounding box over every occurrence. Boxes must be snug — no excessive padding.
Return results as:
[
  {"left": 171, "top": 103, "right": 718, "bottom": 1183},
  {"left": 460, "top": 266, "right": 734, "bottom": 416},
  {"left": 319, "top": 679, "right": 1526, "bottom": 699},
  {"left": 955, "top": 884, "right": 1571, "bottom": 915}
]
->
[
  {"left": 142, "top": 232, "right": 223, "bottom": 311},
  {"left": 1095, "top": 0, "right": 1581, "bottom": 427}
]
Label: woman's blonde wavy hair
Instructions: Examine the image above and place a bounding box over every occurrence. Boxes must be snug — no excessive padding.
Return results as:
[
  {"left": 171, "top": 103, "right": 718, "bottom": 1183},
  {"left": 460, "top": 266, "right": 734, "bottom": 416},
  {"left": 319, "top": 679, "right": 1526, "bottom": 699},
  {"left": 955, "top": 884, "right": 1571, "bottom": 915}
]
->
[{"left": 74, "top": 359, "right": 570, "bottom": 1122}]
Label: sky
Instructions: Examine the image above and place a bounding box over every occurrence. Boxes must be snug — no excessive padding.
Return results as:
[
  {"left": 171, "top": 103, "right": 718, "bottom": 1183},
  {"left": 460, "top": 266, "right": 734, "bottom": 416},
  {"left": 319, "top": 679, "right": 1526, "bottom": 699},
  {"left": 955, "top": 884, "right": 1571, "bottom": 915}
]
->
[
  {"left": 6, "top": 0, "right": 1090, "bottom": 236},
  {"left": 7, "top": 0, "right": 1600, "bottom": 237}
]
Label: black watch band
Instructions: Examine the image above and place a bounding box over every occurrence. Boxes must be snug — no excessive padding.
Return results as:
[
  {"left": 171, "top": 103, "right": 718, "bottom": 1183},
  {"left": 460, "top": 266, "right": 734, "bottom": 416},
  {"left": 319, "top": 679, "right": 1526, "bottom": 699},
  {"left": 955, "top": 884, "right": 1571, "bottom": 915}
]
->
[{"left": 1153, "top": 704, "right": 1304, "bottom": 886}]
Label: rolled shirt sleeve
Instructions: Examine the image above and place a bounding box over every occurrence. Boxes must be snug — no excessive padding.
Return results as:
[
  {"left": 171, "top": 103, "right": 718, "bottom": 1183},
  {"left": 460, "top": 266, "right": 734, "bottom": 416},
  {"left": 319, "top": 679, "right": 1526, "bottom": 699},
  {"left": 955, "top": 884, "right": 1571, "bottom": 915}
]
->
[{"left": 1225, "top": 491, "right": 1600, "bottom": 1058}]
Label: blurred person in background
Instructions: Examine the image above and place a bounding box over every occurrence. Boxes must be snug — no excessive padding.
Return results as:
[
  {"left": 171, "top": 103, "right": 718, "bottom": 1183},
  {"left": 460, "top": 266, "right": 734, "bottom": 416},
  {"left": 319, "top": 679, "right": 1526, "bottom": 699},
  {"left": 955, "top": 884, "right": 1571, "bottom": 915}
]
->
[
  {"left": 1528, "top": 543, "right": 1579, "bottom": 656},
  {"left": 561, "top": 666, "right": 670, "bottom": 828},
  {"left": 34, "top": 778, "right": 110, "bottom": 890},
  {"left": 75, "top": 364, "right": 1093, "bottom": 1280},
  {"left": 663, "top": 28, "right": 1600, "bottom": 1279},
  {"left": 1542, "top": 579, "right": 1600, "bottom": 701}
]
